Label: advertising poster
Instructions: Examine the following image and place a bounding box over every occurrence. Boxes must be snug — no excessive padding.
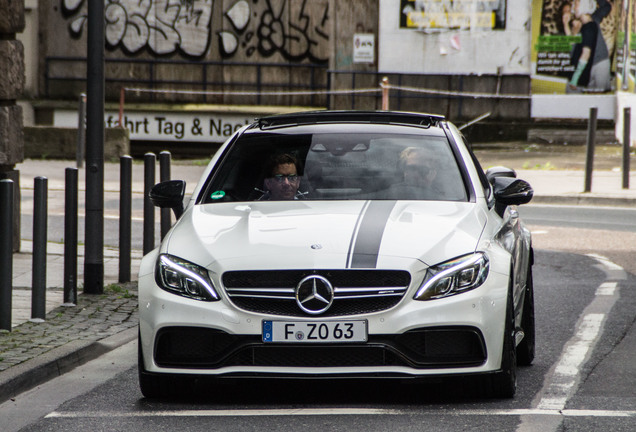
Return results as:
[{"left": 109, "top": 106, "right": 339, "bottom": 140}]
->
[
  {"left": 531, "top": 0, "right": 620, "bottom": 94},
  {"left": 399, "top": 0, "right": 506, "bottom": 31}
]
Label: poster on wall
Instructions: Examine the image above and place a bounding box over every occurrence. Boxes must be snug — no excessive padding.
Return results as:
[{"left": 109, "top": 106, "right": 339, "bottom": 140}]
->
[
  {"left": 531, "top": 0, "right": 620, "bottom": 94},
  {"left": 399, "top": 0, "right": 506, "bottom": 31}
]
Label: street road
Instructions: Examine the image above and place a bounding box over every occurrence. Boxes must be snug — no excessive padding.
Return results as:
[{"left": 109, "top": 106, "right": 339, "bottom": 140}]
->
[
  {"left": 2, "top": 204, "right": 635, "bottom": 431},
  {"left": 519, "top": 203, "right": 636, "bottom": 232}
]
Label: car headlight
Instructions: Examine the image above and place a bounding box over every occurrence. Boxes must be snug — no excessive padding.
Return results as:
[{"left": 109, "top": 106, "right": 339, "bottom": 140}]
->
[
  {"left": 414, "top": 253, "right": 489, "bottom": 301},
  {"left": 155, "top": 254, "right": 219, "bottom": 301}
]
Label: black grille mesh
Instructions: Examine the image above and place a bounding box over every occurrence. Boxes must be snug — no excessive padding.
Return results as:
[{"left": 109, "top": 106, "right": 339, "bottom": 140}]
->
[
  {"left": 231, "top": 296, "right": 403, "bottom": 317},
  {"left": 223, "top": 270, "right": 410, "bottom": 288},
  {"left": 154, "top": 326, "right": 486, "bottom": 369}
]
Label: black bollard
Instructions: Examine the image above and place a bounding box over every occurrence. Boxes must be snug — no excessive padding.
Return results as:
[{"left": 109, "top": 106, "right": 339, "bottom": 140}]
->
[
  {"left": 623, "top": 107, "right": 630, "bottom": 190},
  {"left": 159, "top": 151, "right": 171, "bottom": 239},
  {"left": 143, "top": 153, "right": 156, "bottom": 255},
  {"left": 64, "top": 168, "right": 78, "bottom": 305},
  {"left": 0, "top": 179, "right": 14, "bottom": 331},
  {"left": 32, "top": 177, "right": 48, "bottom": 321},
  {"left": 119, "top": 155, "right": 132, "bottom": 282},
  {"left": 76, "top": 93, "right": 86, "bottom": 169},
  {"left": 583, "top": 107, "right": 597, "bottom": 193}
]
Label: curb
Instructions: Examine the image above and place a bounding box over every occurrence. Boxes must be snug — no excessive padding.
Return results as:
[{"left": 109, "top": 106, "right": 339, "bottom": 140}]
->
[
  {"left": 0, "top": 327, "right": 137, "bottom": 405},
  {"left": 532, "top": 195, "right": 636, "bottom": 207}
]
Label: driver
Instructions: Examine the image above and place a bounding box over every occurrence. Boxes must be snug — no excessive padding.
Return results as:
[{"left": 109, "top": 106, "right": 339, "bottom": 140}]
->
[{"left": 261, "top": 153, "right": 304, "bottom": 200}]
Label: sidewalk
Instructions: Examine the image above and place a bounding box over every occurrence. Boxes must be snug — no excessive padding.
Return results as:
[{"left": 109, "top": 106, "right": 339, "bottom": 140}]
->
[{"left": 1, "top": 150, "right": 636, "bottom": 404}]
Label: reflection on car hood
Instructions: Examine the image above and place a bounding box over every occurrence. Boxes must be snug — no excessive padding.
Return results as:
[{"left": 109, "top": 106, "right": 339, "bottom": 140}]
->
[{"left": 165, "top": 200, "right": 487, "bottom": 269}]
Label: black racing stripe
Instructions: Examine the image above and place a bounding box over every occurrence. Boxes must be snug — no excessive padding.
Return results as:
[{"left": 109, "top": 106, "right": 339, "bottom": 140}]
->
[
  {"left": 349, "top": 201, "right": 397, "bottom": 268},
  {"left": 346, "top": 201, "right": 370, "bottom": 268}
]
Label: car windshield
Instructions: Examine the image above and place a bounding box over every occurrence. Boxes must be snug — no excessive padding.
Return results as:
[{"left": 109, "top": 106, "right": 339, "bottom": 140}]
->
[{"left": 201, "top": 132, "right": 468, "bottom": 203}]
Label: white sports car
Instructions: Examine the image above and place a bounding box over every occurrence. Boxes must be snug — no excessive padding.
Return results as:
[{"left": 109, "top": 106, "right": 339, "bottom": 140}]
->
[{"left": 138, "top": 111, "right": 535, "bottom": 399}]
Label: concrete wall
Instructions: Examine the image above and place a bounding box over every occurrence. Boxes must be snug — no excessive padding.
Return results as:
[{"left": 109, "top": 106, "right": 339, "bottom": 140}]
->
[
  {"left": 17, "top": 0, "right": 38, "bottom": 98},
  {"left": 24, "top": 127, "right": 130, "bottom": 161},
  {"left": 38, "top": 0, "right": 336, "bottom": 106},
  {"left": 375, "top": 0, "right": 531, "bottom": 120},
  {"left": 24, "top": 1, "right": 600, "bottom": 124},
  {"left": 0, "top": 0, "right": 26, "bottom": 251},
  {"left": 379, "top": 0, "right": 531, "bottom": 75}
]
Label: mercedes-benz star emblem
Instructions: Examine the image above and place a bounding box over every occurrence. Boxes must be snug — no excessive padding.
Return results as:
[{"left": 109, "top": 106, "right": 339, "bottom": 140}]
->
[{"left": 295, "top": 275, "right": 334, "bottom": 315}]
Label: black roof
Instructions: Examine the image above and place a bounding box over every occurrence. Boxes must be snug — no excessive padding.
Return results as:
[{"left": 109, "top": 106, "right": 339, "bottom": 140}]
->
[{"left": 256, "top": 110, "right": 445, "bottom": 130}]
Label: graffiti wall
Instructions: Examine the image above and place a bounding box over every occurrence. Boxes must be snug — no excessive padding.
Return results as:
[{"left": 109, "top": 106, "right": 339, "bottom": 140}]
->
[
  {"left": 39, "top": 0, "right": 344, "bottom": 104},
  {"left": 57, "top": 0, "right": 330, "bottom": 62}
]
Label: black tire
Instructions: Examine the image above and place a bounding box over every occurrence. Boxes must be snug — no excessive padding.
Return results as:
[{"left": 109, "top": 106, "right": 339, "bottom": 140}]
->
[
  {"left": 482, "top": 284, "right": 517, "bottom": 398},
  {"left": 517, "top": 265, "right": 536, "bottom": 366}
]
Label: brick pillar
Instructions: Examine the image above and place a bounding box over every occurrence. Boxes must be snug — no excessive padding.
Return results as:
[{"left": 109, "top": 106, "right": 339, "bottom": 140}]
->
[{"left": 0, "top": 0, "right": 26, "bottom": 252}]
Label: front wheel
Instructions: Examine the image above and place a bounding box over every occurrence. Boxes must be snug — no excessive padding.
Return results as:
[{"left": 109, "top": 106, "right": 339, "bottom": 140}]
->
[{"left": 517, "top": 264, "right": 535, "bottom": 366}]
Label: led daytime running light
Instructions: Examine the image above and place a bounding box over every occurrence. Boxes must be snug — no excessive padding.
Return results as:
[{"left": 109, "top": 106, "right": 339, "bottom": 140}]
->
[
  {"left": 414, "top": 253, "right": 489, "bottom": 301},
  {"left": 158, "top": 255, "right": 219, "bottom": 301}
]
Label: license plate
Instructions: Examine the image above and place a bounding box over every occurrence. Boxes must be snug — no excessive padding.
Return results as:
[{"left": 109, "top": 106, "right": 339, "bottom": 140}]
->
[{"left": 262, "top": 320, "right": 367, "bottom": 343}]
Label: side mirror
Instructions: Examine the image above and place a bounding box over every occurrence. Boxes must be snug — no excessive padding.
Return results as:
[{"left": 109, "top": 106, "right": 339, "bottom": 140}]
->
[
  {"left": 149, "top": 180, "right": 186, "bottom": 219},
  {"left": 486, "top": 166, "right": 517, "bottom": 184},
  {"left": 492, "top": 177, "right": 533, "bottom": 217}
]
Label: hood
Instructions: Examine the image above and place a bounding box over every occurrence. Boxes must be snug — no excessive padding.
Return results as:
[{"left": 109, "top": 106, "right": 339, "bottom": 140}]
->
[{"left": 164, "top": 200, "right": 487, "bottom": 270}]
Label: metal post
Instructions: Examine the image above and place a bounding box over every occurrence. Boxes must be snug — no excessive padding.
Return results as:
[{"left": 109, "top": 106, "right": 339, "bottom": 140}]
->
[
  {"left": 76, "top": 93, "right": 86, "bottom": 168},
  {"left": 159, "top": 151, "right": 171, "bottom": 239},
  {"left": 143, "top": 153, "right": 156, "bottom": 255},
  {"left": 84, "top": 0, "right": 105, "bottom": 294},
  {"left": 381, "top": 77, "right": 389, "bottom": 111},
  {"left": 0, "top": 179, "right": 13, "bottom": 331},
  {"left": 326, "top": 72, "right": 332, "bottom": 110},
  {"left": 64, "top": 168, "right": 78, "bottom": 305},
  {"left": 119, "top": 156, "right": 132, "bottom": 283},
  {"left": 622, "top": 107, "right": 631, "bottom": 189},
  {"left": 583, "top": 107, "right": 597, "bottom": 193},
  {"left": 119, "top": 87, "right": 125, "bottom": 127},
  {"left": 32, "top": 177, "right": 48, "bottom": 321}
]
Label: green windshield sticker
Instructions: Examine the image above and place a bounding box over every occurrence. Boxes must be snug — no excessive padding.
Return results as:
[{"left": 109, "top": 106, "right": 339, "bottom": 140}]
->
[{"left": 211, "top": 190, "right": 226, "bottom": 200}]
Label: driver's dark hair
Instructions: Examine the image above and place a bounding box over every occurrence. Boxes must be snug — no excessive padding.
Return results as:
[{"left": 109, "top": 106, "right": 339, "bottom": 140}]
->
[{"left": 264, "top": 153, "right": 302, "bottom": 177}]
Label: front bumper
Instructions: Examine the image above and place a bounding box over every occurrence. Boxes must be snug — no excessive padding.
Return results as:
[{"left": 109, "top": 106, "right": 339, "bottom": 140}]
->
[
  {"left": 152, "top": 325, "right": 487, "bottom": 370},
  {"left": 138, "top": 256, "right": 510, "bottom": 377}
]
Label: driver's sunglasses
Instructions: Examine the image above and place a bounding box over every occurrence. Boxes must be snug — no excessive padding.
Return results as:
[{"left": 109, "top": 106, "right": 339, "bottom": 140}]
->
[{"left": 271, "top": 174, "right": 299, "bottom": 183}]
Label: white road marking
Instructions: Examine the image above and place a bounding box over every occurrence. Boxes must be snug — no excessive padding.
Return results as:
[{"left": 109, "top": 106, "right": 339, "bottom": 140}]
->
[
  {"left": 537, "top": 313, "right": 605, "bottom": 410},
  {"left": 586, "top": 253, "right": 626, "bottom": 272},
  {"left": 520, "top": 254, "right": 625, "bottom": 432},
  {"left": 596, "top": 281, "right": 617, "bottom": 296},
  {"left": 45, "top": 408, "right": 636, "bottom": 419}
]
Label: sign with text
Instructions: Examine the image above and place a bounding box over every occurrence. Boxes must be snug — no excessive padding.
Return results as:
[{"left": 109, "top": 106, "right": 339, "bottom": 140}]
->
[
  {"left": 353, "top": 33, "right": 375, "bottom": 64},
  {"left": 53, "top": 110, "right": 254, "bottom": 142}
]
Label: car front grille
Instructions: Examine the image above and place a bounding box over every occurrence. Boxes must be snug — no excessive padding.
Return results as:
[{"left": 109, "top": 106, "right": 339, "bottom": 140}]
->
[
  {"left": 222, "top": 269, "right": 411, "bottom": 317},
  {"left": 154, "top": 326, "right": 487, "bottom": 370}
]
